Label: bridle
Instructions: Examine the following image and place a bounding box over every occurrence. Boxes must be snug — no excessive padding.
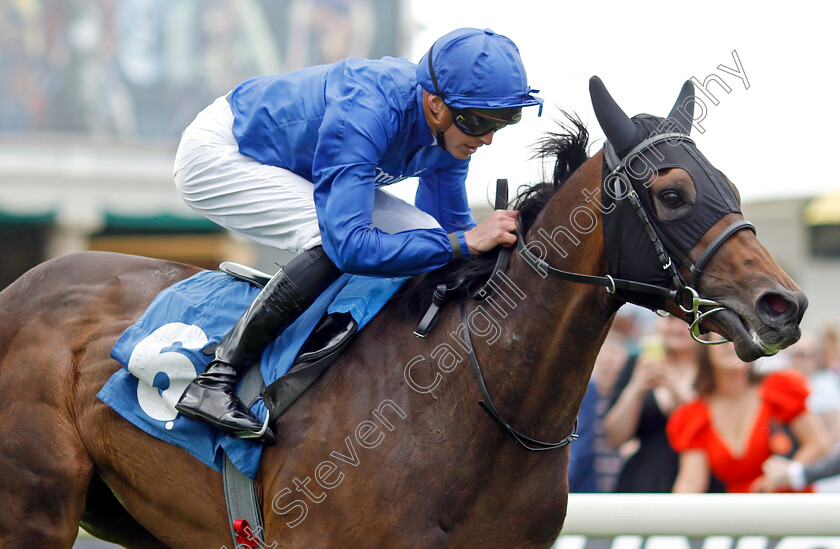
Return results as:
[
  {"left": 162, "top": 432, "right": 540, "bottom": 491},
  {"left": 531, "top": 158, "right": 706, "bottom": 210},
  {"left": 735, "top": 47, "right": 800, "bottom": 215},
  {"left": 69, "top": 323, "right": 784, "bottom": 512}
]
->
[
  {"left": 598, "top": 131, "right": 756, "bottom": 343},
  {"left": 523, "top": 135, "right": 753, "bottom": 342}
]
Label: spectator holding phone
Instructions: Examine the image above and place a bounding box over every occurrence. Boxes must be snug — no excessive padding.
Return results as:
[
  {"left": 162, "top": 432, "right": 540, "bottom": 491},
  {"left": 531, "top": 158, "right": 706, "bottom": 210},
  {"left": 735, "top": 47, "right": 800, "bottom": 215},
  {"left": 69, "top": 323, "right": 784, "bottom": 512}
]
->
[{"left": 603, "top": 315, "right": 703, "bottom": 492}]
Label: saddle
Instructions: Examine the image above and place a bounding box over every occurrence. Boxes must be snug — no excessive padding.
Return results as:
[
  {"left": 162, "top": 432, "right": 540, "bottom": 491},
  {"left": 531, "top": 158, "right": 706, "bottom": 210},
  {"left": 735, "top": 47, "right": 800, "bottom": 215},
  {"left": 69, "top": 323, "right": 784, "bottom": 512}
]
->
[{"left": 218, "top": 261, "right": 358, "bottom": 418}]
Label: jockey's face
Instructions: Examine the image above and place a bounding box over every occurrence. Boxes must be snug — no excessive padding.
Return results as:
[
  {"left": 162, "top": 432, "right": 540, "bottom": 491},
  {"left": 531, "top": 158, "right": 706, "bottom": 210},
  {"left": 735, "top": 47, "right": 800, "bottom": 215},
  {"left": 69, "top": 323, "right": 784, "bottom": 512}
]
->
[{"left": 422, "top": 91, "right": 495, "bottom": 160}]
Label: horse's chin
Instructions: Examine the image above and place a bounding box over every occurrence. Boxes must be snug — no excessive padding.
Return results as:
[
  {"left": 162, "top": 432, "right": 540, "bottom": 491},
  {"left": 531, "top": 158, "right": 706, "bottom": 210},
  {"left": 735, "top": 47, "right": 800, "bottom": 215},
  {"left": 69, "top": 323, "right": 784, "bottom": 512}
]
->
[{"left": 707, "top": 308, "right": 797, "bottom": 362}]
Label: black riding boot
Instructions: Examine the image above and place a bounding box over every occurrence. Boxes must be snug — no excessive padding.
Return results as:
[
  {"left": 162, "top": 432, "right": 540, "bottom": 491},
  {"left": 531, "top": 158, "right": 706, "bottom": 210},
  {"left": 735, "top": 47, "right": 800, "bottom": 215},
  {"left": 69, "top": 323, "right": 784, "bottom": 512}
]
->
[{"left": 175, "top": 247, "right": 341, "bottom": 442}]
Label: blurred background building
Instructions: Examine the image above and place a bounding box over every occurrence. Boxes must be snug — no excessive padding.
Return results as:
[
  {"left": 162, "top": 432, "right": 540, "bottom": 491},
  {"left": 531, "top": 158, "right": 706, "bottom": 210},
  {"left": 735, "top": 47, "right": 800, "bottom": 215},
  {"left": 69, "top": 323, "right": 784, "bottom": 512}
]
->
[
  {"left": 2, "top": 0, "right": 840, "bottom": 332},
  {"left": 0, "top": 0, "right": 406, "bottom": 286}
]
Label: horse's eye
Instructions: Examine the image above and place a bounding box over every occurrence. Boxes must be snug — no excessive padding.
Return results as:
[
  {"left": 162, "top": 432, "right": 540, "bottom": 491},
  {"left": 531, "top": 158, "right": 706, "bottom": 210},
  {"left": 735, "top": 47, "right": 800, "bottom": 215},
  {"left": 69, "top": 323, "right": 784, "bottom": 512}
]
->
[{"left": 660, "top": 190, "right": 684, "bottom": 208}]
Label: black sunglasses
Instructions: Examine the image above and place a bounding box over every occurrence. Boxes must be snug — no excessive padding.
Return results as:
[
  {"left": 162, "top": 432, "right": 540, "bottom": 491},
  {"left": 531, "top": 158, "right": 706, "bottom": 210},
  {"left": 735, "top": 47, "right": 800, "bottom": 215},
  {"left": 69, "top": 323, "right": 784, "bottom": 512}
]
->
[
  {"left": 449, "top": 105, "right": 522, "bottom": 137},
  {"left": 426, "top": 41, "right": 523, "bottom": 137}
]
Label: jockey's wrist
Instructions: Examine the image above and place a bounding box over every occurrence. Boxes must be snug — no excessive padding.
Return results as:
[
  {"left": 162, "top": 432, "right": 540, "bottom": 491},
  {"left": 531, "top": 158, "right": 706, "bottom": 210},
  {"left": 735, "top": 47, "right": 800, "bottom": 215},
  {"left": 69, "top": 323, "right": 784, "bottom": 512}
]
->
[
  {"left": 787, "top": 460, "right": 807, "bottom": 491},
  {"left": 448, "top": 231, "right": 471, "bottom": 260}
]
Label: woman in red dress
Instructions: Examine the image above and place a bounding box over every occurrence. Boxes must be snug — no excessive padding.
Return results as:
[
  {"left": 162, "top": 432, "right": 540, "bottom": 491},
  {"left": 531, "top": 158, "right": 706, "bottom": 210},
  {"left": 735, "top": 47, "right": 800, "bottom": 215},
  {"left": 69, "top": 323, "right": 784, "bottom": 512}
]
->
[{"left": 667, "top": 337, "right": 829, "bottom": 493}]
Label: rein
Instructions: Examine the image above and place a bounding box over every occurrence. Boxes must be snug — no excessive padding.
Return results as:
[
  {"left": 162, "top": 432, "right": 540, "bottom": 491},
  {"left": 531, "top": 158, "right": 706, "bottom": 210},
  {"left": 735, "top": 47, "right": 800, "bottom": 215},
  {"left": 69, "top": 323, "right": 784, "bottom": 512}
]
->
[
  {"left": 459, "top": 295, "right": 579, "bottom": 451},
  {"left": 416, "top": 180, "right": 583, "bottom": 452}
]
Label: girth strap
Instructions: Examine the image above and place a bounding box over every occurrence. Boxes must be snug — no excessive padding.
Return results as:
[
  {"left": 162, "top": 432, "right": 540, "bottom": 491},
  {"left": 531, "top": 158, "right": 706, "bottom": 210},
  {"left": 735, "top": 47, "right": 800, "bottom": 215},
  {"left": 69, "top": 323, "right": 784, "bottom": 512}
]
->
[{"left": 222, "top": 364, "right": 266, "bottom": 548}]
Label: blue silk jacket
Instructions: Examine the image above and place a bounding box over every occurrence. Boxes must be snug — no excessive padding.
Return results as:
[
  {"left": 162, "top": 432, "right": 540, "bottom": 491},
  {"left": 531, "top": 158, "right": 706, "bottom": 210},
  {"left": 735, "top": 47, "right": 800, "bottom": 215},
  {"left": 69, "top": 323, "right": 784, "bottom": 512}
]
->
[{"left": 229, "top": 56, "right": 475, "bottom": 276}]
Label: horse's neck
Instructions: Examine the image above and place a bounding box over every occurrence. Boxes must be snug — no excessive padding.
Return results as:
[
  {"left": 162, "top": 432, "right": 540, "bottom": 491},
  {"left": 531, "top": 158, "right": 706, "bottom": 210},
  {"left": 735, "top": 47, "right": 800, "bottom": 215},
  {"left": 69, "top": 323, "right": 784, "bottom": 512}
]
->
[
  {"left": 473, "top": 154, "right": 616, "bottom": 436},
  {"left": 257, "top": 159, "right": 617, "bottom": 540}
]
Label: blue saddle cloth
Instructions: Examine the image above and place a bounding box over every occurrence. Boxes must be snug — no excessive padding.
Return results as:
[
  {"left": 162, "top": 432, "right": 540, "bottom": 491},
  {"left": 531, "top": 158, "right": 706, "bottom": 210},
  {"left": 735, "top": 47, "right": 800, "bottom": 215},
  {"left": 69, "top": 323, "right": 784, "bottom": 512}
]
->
[{"left": 98, "top": 270, "right": 406, "bottom": 478}]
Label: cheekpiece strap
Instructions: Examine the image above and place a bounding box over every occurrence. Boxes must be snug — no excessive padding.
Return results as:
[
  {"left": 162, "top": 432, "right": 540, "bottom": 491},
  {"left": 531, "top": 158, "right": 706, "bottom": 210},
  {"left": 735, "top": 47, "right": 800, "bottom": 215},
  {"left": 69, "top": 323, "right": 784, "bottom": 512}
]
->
[{"left": 602, "top": 131, "right": 696, "bottom": 304}]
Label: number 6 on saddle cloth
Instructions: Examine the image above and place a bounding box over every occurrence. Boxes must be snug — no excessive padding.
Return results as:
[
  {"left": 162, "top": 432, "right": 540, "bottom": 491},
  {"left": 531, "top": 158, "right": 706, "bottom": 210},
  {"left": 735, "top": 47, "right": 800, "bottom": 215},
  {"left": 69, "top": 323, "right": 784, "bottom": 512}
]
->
[
  {"left": 99, "top": 267, "right": 406, "bottom": 479},
  {"left": 100, "top": 178, "right": 511, "bottom": 478}
]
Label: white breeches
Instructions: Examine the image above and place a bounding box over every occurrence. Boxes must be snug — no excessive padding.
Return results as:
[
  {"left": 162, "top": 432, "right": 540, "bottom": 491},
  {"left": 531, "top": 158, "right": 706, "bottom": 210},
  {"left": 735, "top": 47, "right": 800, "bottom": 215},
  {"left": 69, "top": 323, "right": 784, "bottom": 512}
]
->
[{"left": 173, "top": 96, "right": 440, "bottom": 253}]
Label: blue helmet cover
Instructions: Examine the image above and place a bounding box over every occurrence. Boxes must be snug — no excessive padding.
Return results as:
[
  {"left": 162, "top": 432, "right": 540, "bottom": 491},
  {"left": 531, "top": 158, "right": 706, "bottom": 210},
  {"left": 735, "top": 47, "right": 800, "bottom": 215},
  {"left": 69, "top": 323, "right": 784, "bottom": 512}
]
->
[{"left": 417, "top": 27, "right": 543, "bottom": 113}]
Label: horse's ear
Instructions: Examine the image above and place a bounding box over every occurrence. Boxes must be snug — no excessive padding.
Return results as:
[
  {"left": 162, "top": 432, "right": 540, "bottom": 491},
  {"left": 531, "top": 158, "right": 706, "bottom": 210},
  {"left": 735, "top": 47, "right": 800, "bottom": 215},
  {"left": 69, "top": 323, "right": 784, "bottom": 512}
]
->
[
  {"left": 667, "top": 80, "right": 695, "bottom": 135},
  {"left": 589, "top": 76, "right": 637, "bottom": 156}
]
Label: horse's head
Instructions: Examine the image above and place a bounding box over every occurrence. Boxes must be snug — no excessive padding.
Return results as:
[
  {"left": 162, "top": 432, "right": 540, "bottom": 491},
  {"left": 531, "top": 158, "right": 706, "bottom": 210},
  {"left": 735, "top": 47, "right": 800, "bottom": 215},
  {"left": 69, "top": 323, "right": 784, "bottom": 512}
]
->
[{"left": 589, "top": 76, "right": 806, "bottom": 361}]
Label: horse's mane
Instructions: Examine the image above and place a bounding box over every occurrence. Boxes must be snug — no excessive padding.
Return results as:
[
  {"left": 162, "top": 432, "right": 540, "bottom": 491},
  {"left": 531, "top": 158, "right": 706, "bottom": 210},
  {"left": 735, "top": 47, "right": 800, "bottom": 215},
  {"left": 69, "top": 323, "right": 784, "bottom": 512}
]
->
[{"left": 395, "top": 111, "right": 590, "bottom": 318}]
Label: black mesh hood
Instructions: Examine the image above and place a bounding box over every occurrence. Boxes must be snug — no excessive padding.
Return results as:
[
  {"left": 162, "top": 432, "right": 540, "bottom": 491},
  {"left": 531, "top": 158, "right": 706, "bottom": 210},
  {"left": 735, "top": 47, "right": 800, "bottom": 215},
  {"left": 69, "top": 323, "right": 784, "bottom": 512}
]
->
[{"left": 600, "top": 115, "right": 741, "bottom": 308}]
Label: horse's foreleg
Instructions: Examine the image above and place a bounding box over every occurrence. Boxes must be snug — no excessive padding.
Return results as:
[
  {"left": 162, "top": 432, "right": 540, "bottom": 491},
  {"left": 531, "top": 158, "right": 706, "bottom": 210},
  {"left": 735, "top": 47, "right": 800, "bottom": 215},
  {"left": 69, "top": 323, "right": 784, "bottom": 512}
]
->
[{"left": 0, "top": 411, "right": 94, "bottom": 548}]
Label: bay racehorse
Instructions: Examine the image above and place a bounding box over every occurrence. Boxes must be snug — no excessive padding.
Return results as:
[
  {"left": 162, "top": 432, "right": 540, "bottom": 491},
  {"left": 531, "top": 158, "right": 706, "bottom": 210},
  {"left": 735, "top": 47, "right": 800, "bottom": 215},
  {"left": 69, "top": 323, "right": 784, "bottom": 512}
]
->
[{"left": 0, "top": 78, "right": 805, "bottom": 548}]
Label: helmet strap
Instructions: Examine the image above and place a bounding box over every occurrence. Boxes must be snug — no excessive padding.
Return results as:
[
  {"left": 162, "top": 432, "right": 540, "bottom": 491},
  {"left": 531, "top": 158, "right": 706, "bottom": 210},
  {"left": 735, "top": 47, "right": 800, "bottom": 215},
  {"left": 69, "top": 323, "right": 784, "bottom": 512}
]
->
[{"left": 434, "top": 128, "right": 448, "bottom": 149}]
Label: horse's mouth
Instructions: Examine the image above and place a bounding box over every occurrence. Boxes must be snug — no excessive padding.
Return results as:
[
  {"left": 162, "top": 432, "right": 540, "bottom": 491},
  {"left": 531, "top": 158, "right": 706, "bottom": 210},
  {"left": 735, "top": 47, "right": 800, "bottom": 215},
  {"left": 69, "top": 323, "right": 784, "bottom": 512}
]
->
[{"left": 705, "top": 307, "right": 794, "bottom": 362}]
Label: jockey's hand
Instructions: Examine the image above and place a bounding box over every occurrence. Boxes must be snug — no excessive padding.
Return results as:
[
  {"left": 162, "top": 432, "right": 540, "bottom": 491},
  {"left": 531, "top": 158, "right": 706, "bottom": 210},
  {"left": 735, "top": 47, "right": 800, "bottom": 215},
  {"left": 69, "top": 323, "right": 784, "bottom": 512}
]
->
[{"left": 464, "top": 210, "right": 519, "bottom": 255}]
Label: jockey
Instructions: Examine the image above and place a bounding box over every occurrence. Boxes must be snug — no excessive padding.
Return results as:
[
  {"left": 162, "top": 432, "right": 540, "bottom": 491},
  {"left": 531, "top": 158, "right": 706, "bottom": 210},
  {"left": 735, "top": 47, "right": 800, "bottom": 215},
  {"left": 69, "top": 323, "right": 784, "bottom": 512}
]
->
[{"left": 172, "top": 27, "right": 542, "bottom": 442}]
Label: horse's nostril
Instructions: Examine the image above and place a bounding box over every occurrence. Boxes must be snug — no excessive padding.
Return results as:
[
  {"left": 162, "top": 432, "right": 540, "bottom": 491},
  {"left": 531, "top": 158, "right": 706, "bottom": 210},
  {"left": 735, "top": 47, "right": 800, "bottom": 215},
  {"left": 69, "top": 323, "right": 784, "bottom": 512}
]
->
[
  {"left": 757, "top": 291, "right": 800, "bottom": 327},
  {"left": 764, "top": 293, "right": 789, "bottom": 315}
]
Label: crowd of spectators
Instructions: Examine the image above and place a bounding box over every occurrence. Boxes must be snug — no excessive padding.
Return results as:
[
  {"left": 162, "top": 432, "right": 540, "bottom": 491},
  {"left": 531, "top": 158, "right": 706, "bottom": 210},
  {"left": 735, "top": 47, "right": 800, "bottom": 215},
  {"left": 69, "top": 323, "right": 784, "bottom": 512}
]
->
[
  {"left": 0, "top": 0, "right": 388, "bottom": 139},
  {"left": 569, "top": 306, "right": 840, "bottom": 494}
]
